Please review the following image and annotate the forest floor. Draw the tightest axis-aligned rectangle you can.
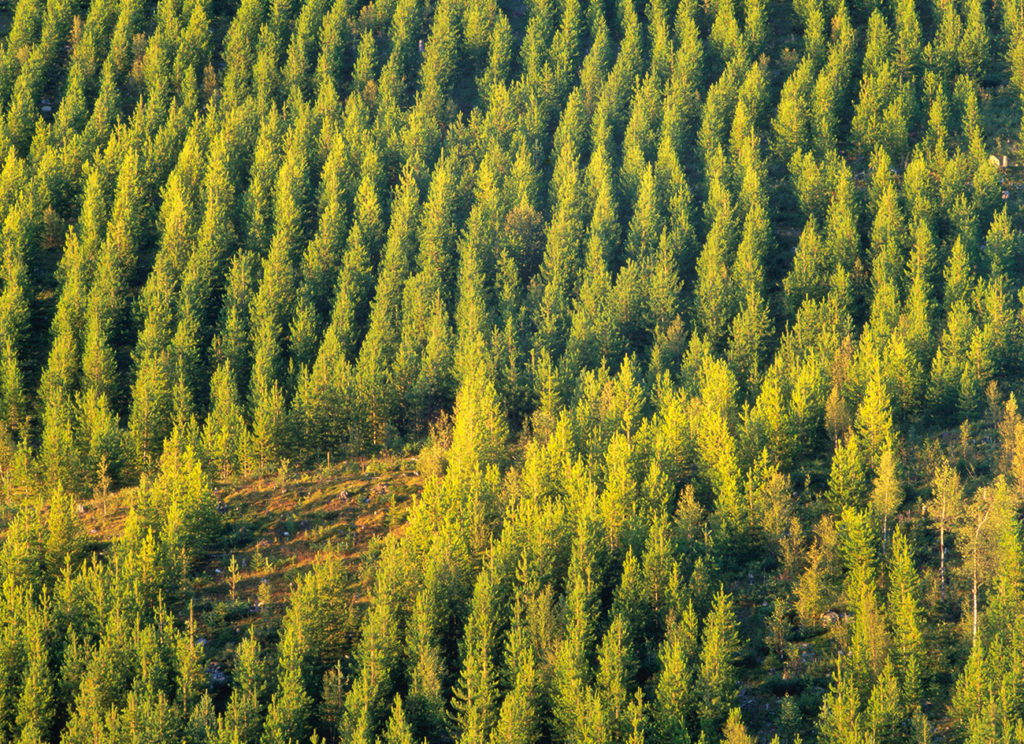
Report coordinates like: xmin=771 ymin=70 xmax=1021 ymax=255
xmin=80 ymin=454 xmax=425 ymax=673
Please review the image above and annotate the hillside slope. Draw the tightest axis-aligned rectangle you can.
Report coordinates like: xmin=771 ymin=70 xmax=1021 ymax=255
xmin=2 ymin=0 xmax=1024 ymax=739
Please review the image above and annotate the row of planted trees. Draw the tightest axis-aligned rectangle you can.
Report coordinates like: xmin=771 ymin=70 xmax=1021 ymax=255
xmin=0 ymin=0 xmax=1021 ymax=493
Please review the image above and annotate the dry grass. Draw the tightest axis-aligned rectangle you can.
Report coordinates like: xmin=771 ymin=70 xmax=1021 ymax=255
xmin=74 ymin=455 xmax=424 ymax=666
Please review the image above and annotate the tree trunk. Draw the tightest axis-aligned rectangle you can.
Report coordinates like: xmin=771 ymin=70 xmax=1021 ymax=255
xmin=970 ymin=504 xmax=992 ymax=644
xmin=939 ymin=521 xmax=946 ymax=599
xmin=972 ymin=567 xmax=979 ymax=643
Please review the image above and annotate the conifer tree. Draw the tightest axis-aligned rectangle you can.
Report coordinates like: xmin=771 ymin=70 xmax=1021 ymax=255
xmin=887 ymin=528 xmax=923 ymax=709
xmin=697 ymin=588 xmax=740 ymax=737
xmin=959 ymin=0 xmax=990 ymax=80
xmin=653 ymin=605 xmax=699 ymax=743
xmin=856 ymin=362 xmax=896 ymax=468
xmin=727 ymin=290 xmax=771 ymax=388
xmin=696 ymin=206 xmax=737 ymax=348
xmin=721 ymin=708 xmax=754 ymax=744
xmin=14 ymin=611 xmax=53 ymax=743
xmin=451 ymin=566 xmax=501 ymax=744
xmin=203 ymin=362 xmax=251 ymax=477
xmin=262 ymin=624 xmax=311 ymax=744
xmin=828 ymin=435 xmax=867 ymax=509
xmin=536 ymin=143 xmax=586 ymax=360
xmin=44 ymin=483 xmax=84 ymax=576
xmin=341 ymin=597 xmax=404 ymax=744
xmin=489 ymin=594 xmax=542 ymax=744
xmin=838 ymin=508 xmax=888 ymax=695
xmin=218 ymin=630 xmax=266 ymax=743
xmin=381 ymin=697 xmax=416 ymax=744
xmin=984 ymin=208 xmax=1018 ymax=280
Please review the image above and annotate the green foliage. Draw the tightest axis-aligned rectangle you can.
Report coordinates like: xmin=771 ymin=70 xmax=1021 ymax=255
xmin=0 ymin=0 xmax=1022 ymax=741
xmin=697 ymin=588 xmax=741 ymax=737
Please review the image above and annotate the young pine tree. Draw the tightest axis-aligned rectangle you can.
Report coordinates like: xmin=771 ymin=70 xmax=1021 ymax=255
xmin=697 ymin=588 xmax=741 ymax=738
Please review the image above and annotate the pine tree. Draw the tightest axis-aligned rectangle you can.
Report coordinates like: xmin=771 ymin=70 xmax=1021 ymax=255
xmin=451 ymin=567 xmax=501 ymax=744
xmin=44 ymin=483 xmax=84 ymax=576
xmin=886 ymin=528 xmax=923 ymax=709
xmin=695 ymin=206 xmax=737 ymax=348
xmin=448 ymin=337 xmax=509 ymax=478
xmin=727 ymin=290 xmax=771 ymax=388
xmin=565 ymin=145 xmax=617 ymax=373
xmin=127 ymin=126 xmax=204 ymax=468
xmin=14 ymin=611 xmax=53 ymax=743
xmin=552 ymin=517 xmax=602 ymax=741
xmin=828 ymin=435 xmax=867 ymax=509
xmin=250 ymin=379 xmax=289 ymax=473
xmin=697 ymin=588 xmax=740 ymax=738
xmin=202 ymin=362 xmax=250 ymax=478
xmin=176 ymin=605 xmax=206 ymax=726
xmin=984 ymin=208 xmax=1018 ymax=281
xmin=652 ymin=606 xmax=699 ymax=743
xmin=404 ymin=583 xmax=448 ymax=740
xmin=839 ymin=507 xmax=887 ymax=689
xmin=536 ymin=143 xmax=585 ymax=360
xmin=850 ymin=13 xmax=912 ymax=160
xmin=352 ymin=167 xmax=419 ymax=447
xmin=720 ymin=708 xmax=754 ymax=744
xmin=785 ymin=218 xmax=829 ymax=313
xmin=943 ymin=238 xmax=973 ymax=312
xmin=218 ymin=630 xmax=266 ymax=743
xmin=489 ymin=594 xmax=542 ymax=744
xmin=864 ymin=660 xmax=900 ymax=741
xmin=261 ymin=624 xmax=311 ymax=744
xmin=959 ymin=0 xmax=990 ymax=80
xmin=856 ymin=362 xmax=895 ymax=468
xmin=340 ymin=596 xmax=403 ymax=744
xmin=593 ymin=613 xmax=637 ymax=741
xmin=381 ymin=696 xmax=415 ymax=744
xmin=894 ymin=0 xmax=922 ymax=77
